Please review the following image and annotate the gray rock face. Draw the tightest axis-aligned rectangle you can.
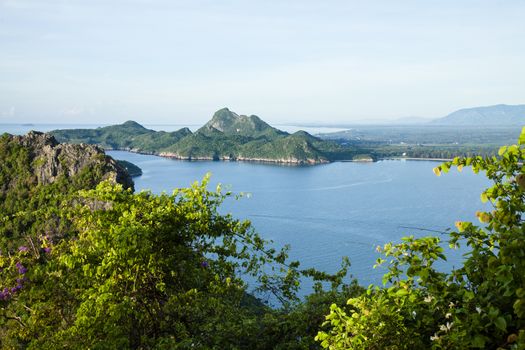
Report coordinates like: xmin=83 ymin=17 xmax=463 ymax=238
xmin=9 ymin=131 xmax=134 ymax=190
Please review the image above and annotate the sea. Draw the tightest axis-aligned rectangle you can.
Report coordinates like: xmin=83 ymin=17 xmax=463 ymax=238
xmin=2 ymin=123 xmax=491 ymax=296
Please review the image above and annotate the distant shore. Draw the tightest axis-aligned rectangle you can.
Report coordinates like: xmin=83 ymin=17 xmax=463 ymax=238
xmin=107 ymin=148 xmax=453 ymax=166
xmin=380 ymin=157 xmax=453 ymax=162
xmin=106 ymin=148 xmax=329 ymax=165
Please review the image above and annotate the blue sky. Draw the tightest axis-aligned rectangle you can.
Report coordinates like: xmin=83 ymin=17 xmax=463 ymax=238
xmin=1 ymin=0 xmax=524 ymax=124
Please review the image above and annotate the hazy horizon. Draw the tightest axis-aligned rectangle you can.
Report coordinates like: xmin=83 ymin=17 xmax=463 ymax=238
xmin=1 ymin=0 xmax=524 ymax=125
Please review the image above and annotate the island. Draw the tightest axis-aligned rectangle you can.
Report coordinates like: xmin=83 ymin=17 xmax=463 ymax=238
xmin=49 ymin=108 xmax=368 ymax=164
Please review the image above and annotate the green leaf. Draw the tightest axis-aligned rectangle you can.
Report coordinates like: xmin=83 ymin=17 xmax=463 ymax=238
xmin=519 ymin=126 xmax=525 ymax=145
xmin=471 ymin=335 xmax=486 ymax=348
xmin=495 ymin=316 xmax=507 ymax=331
xmin=395 ymin=289 xmax=409 ymax=297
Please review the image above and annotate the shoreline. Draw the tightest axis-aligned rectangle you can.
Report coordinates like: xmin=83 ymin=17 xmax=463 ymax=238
xmin=106 ymin=147 xmax=330 ymax=166
xmin=379 ymin=157 xmax=453 ymax=162
xmin=106 ymin=148 xmax=451 ymax=165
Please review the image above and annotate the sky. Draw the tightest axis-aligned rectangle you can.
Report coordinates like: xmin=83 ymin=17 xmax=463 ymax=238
xmin=0 ymin=0 xmax=524 ymax=125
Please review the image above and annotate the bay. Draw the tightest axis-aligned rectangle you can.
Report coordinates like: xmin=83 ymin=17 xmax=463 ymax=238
xmin=108 ymin=150 xmax=491 ymax=291
xmin=1 ymin=123 xmax=492 ymax=294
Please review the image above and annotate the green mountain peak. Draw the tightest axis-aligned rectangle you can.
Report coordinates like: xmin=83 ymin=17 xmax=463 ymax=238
xmin=199 ymin=108 xmax=238 ymax=132
xmin=121 ymin=120 xmax=147 ymax=129
xmin=200 ymin=108 xmax=277 ymax=137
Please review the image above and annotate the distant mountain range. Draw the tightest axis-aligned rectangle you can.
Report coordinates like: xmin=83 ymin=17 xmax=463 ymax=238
xmin=49 ymin=108 xmax=365 ymax=164
xmin=431 ymin=104 xmax=525 ymax=125
xmin=283 ymin=104 xmax=524 ymax=128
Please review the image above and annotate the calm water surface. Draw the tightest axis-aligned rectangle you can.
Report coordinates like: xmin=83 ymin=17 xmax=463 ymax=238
xmin=108 ymin=151 xmax=490 ymax=291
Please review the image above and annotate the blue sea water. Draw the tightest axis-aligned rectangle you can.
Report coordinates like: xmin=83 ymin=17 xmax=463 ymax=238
xmin=107 ymin=150 xmax=490 ymax=292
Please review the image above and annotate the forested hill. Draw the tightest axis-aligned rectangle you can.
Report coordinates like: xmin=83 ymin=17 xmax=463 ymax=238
xmin=50 ymin=108 xmax=365 ymax=164
xmin=431 ymin=104 xmax=525 ymax=125
xmin=199 ymin=108 xmax=285 ymax=137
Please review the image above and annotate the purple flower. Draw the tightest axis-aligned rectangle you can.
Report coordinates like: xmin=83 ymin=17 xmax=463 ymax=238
xmin=18 ymin=246 xmax=29 ymax=252
xmin=0 ymin=287 xmax=10 ymax=301
xmin=201 ymin=261 xmax=209 ymax=268
xmin=43 ymin=247 xmax=51 ymax=254
xmin=16 ymin=262 xmax=27 ymax=274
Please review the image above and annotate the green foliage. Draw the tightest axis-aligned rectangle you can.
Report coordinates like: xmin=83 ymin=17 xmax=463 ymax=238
xmin=1 ymin=131 xmax=366 ymax=348
xmin=1 ymin=173 xmax=362 ymax=348
xmin=316 ymin=127 xmax=525 ymax=349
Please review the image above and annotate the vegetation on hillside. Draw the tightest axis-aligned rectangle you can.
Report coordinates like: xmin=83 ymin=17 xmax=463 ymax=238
xmin=0 ymin=179 xmax=363 ymax=349
xmin=0 ymin=132 xmax=132 ymax=250
xmin=50 ymin=108 xmax=362 ymax=164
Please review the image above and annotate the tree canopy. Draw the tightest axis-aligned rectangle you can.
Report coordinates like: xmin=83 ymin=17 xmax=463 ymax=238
xmin=0 ymin=174 xmax=361 ymax=349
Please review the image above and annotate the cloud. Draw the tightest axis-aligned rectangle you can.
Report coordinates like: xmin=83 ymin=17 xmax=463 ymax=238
xmin=62 ymin=106 xmax=85 ymax=116
xmin=0 ymin=106 xmax=15 ymax=118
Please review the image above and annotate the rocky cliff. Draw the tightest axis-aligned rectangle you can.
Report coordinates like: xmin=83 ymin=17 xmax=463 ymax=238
xmin=2 ymin=131 xmax=134 ymax=191
xmin=0 ymin=131 xmax=135 ymax=249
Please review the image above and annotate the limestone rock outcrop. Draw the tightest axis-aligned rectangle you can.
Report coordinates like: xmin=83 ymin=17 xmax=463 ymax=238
xmin=3 ymin=131 xmax=134 ymax=190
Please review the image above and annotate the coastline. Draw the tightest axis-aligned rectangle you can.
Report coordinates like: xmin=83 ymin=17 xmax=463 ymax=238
xmin=380 ymin=157 xmax=453 ymax=162
xmin=105 ymin=147 xmax=330 ymax=165
xmin=106 ymin=148 xmax=452 ymax=165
